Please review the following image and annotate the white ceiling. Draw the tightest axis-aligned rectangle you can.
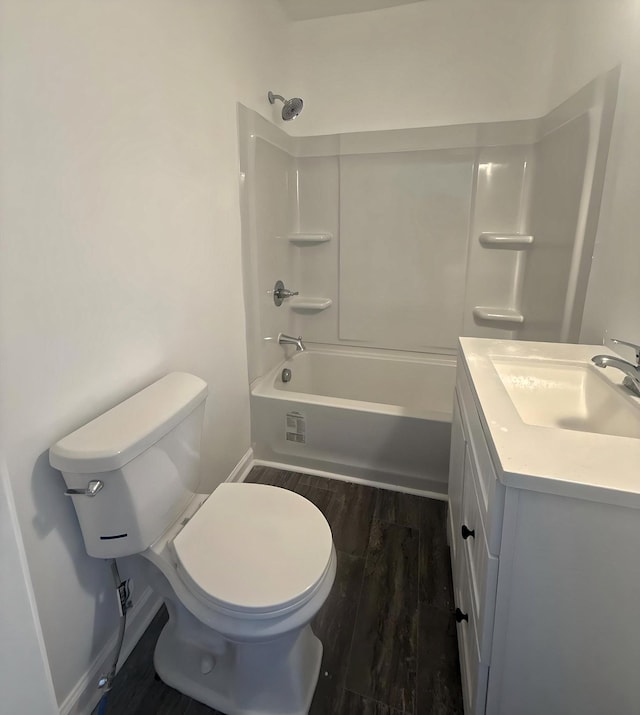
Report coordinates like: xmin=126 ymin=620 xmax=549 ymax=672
xmin=279 ymin=0 xmax=426 ymax=21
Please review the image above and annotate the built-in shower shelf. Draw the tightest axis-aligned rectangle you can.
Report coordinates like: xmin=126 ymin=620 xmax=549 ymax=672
xmin=289 ymin=297 xmax=333 ymax=312
xmin=479 ymin=233 xmax=534 ymax=248
xmin=473 ymin=307 xmax=524 ymax=325
xmin=288 ymin=233 xmax=332 ymax=244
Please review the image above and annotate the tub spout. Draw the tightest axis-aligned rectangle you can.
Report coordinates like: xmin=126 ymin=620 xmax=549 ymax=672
xmin=278 ymin=333 xmax=306 ymax=352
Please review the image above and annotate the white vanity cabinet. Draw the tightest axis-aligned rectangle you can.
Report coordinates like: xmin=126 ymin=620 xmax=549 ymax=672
xmin=449 ymin=345 xmax=640 ymax=715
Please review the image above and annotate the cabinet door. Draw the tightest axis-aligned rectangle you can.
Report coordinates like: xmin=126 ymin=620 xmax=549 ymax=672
xmin=456 ymin=555 xmax=489 ymax=715
xmin=448 ymin=391 xmax=465 ymax=567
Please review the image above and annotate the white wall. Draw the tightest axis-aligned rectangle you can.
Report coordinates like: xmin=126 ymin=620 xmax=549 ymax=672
xmin=238 ymin=106 xmax=302 ymax=384
xmin=462 ymin=144 xmax=533 ymax=341
xmin=293 ymin=155 xmax=340 ymax=345
xmin=338 ymin=149 xmax=473 ymax=350
xmin=581 ymin=1 xmax=640 ymax=345
xmin=283 ymin=1 xmax=560 ymax=136
xmin=275 ymin=1 xmax=634 ymax=139
xmin=253 ymin=137 xmax=298 ymax=376
xmin=245 ymin=98 xmax=612 ymax=363
xmin=268 ymin=0 xmax=636 ymax=349
xmin=547 ymin=0 xmax=635 ymax=111
xmin=520 ymin=113 xmax=591 ymax=342
xmin=0 ymin=461 xmax=58 ymax=714
xmin=0 ymin=0 xmax=286 ymax=708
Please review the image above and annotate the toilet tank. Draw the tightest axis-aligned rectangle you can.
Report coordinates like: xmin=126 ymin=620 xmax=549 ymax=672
xmin=50 ymin=373 xmax=208 ymax=559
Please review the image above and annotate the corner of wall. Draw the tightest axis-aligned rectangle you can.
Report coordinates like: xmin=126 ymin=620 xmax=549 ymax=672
xmin=60 ymin=589 xmax=162 ymax=715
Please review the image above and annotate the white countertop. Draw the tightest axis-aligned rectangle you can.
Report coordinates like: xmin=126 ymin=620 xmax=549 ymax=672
xmin=459 ymin=337 xmax=640 ymax=509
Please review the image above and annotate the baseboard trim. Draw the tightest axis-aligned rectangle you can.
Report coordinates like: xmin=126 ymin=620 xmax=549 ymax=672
xmin=222 ymin=448 xmax=447 ymax=500
xmin=252 ymin=458 xmax=448 ymax=502
xmin=60 ymin=587 xmax=162 ymax=715
xmin=225 ymin=447 xmax=254 ymax=483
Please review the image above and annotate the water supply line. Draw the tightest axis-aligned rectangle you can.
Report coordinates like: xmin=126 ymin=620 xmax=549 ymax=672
xmin=96 ymin=559 xmax=132 ymax=715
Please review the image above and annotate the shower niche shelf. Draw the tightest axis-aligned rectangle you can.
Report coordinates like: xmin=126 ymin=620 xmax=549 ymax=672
xmin=289 ymin=297 xmax=332 ymax=312
xmin=473 ymin=306 xmax=524 ymax=325
xmin=479 ymin=233 xmax=534 ymax=248
xmin=288 ymin=233 xmax=332 ymax=245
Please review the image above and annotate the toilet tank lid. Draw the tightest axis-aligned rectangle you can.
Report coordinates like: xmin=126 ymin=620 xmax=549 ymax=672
xmin=49 ymin=372 xmax=208 ymax=474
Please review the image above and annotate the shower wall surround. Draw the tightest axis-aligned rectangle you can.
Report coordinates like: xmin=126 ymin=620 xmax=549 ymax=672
xmin=339 ymin=149 xmax=473 ymax=350
xmin=238 ymin=69 xmax=617 ymax=382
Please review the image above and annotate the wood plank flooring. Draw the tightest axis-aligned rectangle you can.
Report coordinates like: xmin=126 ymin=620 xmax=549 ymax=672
xmin=99 ymin=468 xmax=463 ymax=714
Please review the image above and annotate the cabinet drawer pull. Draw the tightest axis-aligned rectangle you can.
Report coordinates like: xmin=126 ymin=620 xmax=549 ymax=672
xmin=455 ymin=607 xmax=469 ymax=623
xmin=461 ymin=524 xmax=475 ymax=540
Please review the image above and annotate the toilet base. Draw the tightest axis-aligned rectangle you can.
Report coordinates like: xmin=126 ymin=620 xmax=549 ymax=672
xmin=154 ymin=617 xmax=323 ymax=715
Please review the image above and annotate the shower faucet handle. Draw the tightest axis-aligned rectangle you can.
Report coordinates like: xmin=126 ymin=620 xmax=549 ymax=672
xmin=611 ymin=338 xmax=640 ymax=364
xmin=271 ymin=280 xmax=299 ymax=307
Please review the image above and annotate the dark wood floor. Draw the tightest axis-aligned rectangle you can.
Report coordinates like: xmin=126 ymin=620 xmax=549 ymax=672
xmin=101 ymin=468 xmax=463 ymax=715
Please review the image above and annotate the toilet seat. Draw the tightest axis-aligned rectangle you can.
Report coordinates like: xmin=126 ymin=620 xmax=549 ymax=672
xmin=172 ymin=483 xmax=334 ymax=619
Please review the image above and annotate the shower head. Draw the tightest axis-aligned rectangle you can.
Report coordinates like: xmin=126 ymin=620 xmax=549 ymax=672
xmin=268 ymin=91 xmax=303 ymax=121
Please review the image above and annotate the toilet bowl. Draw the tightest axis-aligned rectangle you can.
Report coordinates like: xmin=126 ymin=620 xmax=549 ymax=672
xmin=141 ymin=483 xmax=337 ymax=715
xmin=49 ymin=373 xmax=336 ymax=715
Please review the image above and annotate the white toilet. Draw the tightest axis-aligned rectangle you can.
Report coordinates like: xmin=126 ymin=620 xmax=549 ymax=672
xmin=49 ymin=373 xmax=337 ymax=715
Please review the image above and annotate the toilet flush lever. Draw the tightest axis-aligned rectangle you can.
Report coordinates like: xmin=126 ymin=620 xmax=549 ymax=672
xmin=65 ymin=480 xmax=104 ymax=497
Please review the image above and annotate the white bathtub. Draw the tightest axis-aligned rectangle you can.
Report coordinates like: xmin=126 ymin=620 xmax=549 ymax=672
xmin=250 ymin=349 xmax=456 ymax=495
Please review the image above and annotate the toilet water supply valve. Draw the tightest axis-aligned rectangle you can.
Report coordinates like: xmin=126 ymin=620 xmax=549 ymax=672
xmin=96 ymin=560 xmax=132 ymax=703
xmin=116 ymin=577 xmax=133 ymax=619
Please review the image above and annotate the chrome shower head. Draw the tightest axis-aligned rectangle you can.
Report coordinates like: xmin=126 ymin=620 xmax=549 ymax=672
xmin=268 ymin=91 xmax=303 ymax=121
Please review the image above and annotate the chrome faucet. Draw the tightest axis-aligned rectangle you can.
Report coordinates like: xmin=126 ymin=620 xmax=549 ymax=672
xmin=278 ymin=333 xmax=306 ymax=352
xmin=591 ymin=338 xmax=640 ymax=397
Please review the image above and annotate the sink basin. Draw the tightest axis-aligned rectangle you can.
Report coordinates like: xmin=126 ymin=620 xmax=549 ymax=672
xmin=490 ymin=358 xmax=640 ymax=438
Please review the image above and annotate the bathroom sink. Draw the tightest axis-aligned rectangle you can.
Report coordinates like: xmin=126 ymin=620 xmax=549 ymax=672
xmin=490 ymin=358 xmax=640 ymax=438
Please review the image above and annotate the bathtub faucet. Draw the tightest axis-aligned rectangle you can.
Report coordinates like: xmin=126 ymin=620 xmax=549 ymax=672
xmin=278 ymin=333 xmax=306 ymax=352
